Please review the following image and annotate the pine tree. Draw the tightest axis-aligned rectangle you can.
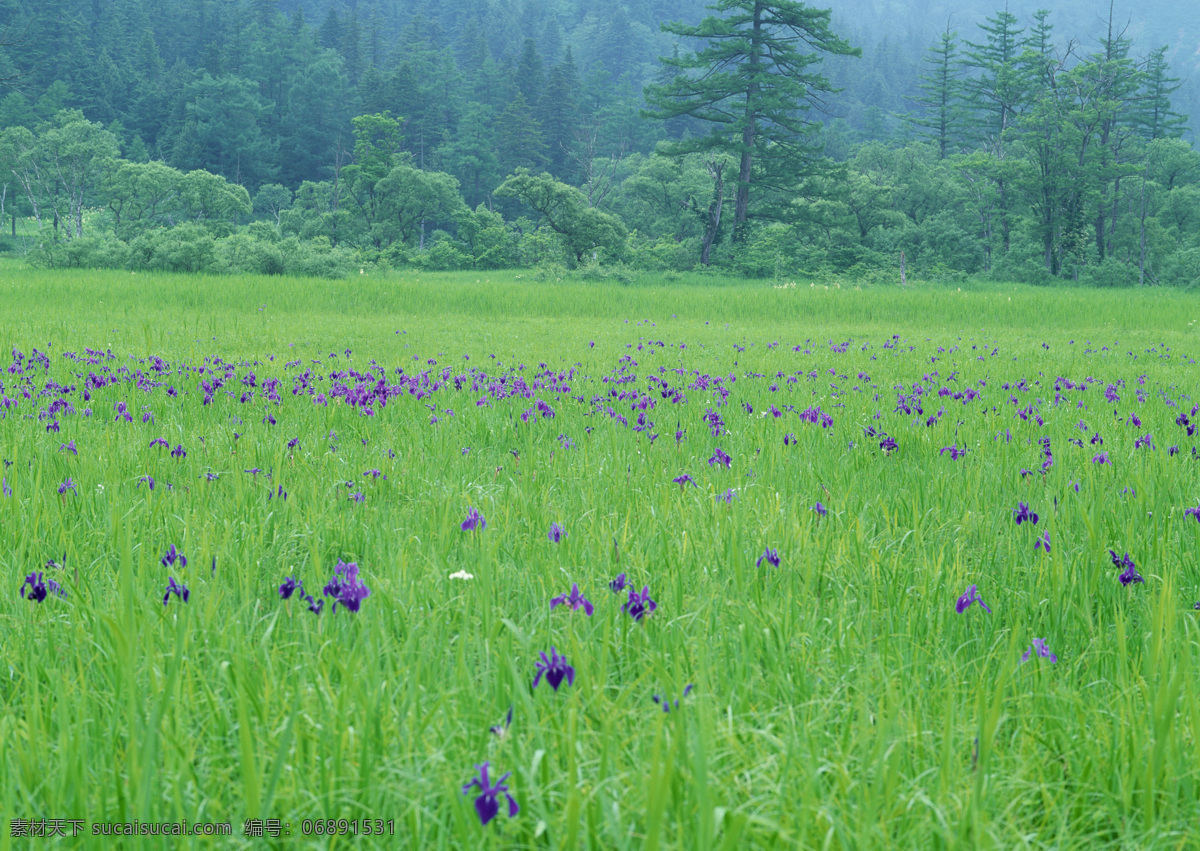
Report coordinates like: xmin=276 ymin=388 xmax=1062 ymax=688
xmin=495 ymin=92 xmax=547 ymax=176
xmin=906 ymin=23 xmax=967 ymax=158
xmin=514 ymin=38 xmax=545 ymax=107
xmin=644 ymin=0 xmax=859 ymax=240
xmin=1135 ymin=46 xmax=1186 ymax=141
xmin=963 ymin=9 xmax=1025 ymax=150
xmin=537 ymin=53 xmax=580 ymax=180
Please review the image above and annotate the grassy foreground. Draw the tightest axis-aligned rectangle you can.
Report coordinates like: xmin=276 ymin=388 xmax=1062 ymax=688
xmin=2 ymin=262 xmax=1200 ymax=849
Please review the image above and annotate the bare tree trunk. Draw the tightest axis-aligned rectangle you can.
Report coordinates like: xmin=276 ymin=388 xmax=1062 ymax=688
xmin=701 ymin=159 xmax=724 ymax=267
xmin=1138 ymin=171 xmax=1147 ymax=286
xmin=899 ymin=251 xmax=906 ymax=286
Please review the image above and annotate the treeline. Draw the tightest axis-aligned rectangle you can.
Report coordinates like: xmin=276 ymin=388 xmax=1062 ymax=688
xmin=1 ymin=1 xmax=1199 ymax=286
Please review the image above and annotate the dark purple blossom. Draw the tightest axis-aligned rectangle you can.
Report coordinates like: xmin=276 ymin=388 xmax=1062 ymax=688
xmin=57 ymin=477 xmax=77 ymax=495
xmin=1012 ymin=502 xmax=1038 ymax=526
xmin=550 ymin=583 xmax=593 ymax=616
xmin=461 ymin=507 xmax=486 ymax=531
xmin=20 ymin=572 xmax=46 ymax=602
xmin=1185 ymin=504 xmax=1200 ymax=523
xmin=812 ymin=501 xmax=827 ymax=516
xmin=673 ymin=473 xmax=695 ymax=490
xmin=939 ymin=444 xmax=966 ymax=460
xmin=715 ymin=488 xmax=738 ymax=503
xmin=879 ymin=435 xmax=898 ymax=453
xmin=1110 ymin=551 xmax=1144 ymax=585
xmin=149 ymin=438 xmax=169 ymax=449
xmin=608 ymin=573 xmax=628 ymax=593
xmin=652 ymin=684 xmax=696 ymax=712
xmin=139 ymin=475 xmax=155 ymax=489
xmin=1134 ymin=433 xmax=1154 ymax=450
xmin=171 ymin=444 xmax=186 ymax=459
xmin=1020 ymin=638 xmax=1058 ymax=664
xmin=279 ymin=576 xmax=302 ymax=599
xmin=489 ymin=706 xmax=513 ymax=738
xmin=708 ymin=447 xmax=731 ymax=468
xmin=1093 ymin=452 xmax=1110 ymax=465
xmin=955 ymin=584 xmax=991 ymax=614
xmin=532 ymin=646 xmax=575 ymax=691
xmin=623 ymin=586 xmax=657 ymax=621
xmin=161 ymin=545 xmax=186 ymax=569
xmin=163 ymin=577 xmax=189 ymax=606
xmin=756 ymin=547 xmax=780 ymax=568
xmin=461 ymin=762 xmax=519 ymax=826
xmin=60 ymin=441 xmax=76 ymax=455
xmin=1035 ymin=531 xmax=1051 ymax=553
xmin=322 ymin=560 xmax=372 ymax=612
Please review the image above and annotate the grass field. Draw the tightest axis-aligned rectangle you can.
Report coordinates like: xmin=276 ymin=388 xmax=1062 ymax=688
xmin=3 ymin=260 xmax=1200 ymax=849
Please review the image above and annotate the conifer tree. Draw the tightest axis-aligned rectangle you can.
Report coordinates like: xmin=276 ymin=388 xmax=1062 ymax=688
xmin=906 ymin=23 xmax=967 ymax=158
xmin=644 ymin=0 xmax=859 ymax=241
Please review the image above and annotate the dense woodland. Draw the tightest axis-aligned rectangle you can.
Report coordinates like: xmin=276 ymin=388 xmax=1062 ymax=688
xmin=1 ymin=0 xmax=1199 ymax=285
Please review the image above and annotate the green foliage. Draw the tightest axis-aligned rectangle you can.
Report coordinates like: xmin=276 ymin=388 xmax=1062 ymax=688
xmin=495 ymin=169 xmax=628 ymax=264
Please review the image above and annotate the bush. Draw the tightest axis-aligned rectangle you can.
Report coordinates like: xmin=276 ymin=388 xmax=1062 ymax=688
xmin=129 ymin=223 xmax=216 ymax=273
xmin=29 ymin=235 xmax=130 ymax=269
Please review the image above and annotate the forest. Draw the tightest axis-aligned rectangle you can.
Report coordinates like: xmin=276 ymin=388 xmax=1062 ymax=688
xmin=1 ymin=0 xmax=1199 ymax=286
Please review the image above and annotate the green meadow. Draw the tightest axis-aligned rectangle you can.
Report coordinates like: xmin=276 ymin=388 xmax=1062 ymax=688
xmin=2 ymin=262 xmax=1200 ymax=849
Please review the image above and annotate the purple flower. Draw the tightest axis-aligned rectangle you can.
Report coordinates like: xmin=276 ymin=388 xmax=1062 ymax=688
xmin=20 ymin=572 xmax=47 ymax=602
xmin=672 ymin=473 xmax=695 ymax=490
xmin=461 ymin=762 xmax=519 ymax=826
xmin=1134 ymin=433 xmax=1154 ymax=450
xmin=715 ymin=488 xmax=738 ymax=503
xmin=879 ymin=435 xmax=898 ymax=453
xmin=1093 ymin=452 xmax=1110 ymax=465
xmin=608 ymin=572 xmax=628 ymax=593
xmin=60 ymin=441 xmax=76 ymax=455
xmin=139 ymin=475 xmax=155 ymax=489
xmin=161 ymin=544 xmax=187 ymax=569
xmin=1185 ymin=504 xmax=1200 ymax=523
xmin=550 ymin=583 xmax=594 ymax=616
xmin=322 ymin=560 xmax=372 ymax=612
xmin=1020 ymin=638 xmax=1057 ymax=664
xmin=812 ymin=501 xmax=827 ymax=516
xmin=58 ymin=477 xmax=77 ymax=495
xmin=171 ymin=444 xmax=186 ymax=459
xmin=489 ymin=706 xmax=514 ymax=738
xmin=756 ymin=547 xmax=780 ymax=568
xmin=149 ymin=438 xmax=169 ymax=449
xmin=547 ymin=522 xmax=566 ymax=543
xmin=279 ymin=576 xmax=302 ymax=599
xmin=2 ymin=477 xmax=9 ymax=498
xmin=623 ymin=586 xmax=657 ymax=621
xmin=1012 ymin=502 xmax=1038 ymax=526
xmin=1035 ymin=531 xmax=1051 ymax=553
xmin=532 ymin=646 xmax=575 ymax=691
xmin=708 ymin=448 xmax=731 ymax=469
xmin=461 ymin=507 xmax=486 ymax=531
xmin=652 ymin=684 xmax=696 ymax=713
xmin=955 ymin=584 xmax=991 ymax=614
xmin=1110 ymin=550 xmax=1144 ymax=585
xmin=939 ymin=444 xmax=966 ymax=460
xmin=163 ymin=577 xmax=189 ymax=606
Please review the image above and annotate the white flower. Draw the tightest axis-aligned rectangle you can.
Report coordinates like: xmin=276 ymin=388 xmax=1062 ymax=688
xmin=449 ymin=570 xmax=474 ymax=581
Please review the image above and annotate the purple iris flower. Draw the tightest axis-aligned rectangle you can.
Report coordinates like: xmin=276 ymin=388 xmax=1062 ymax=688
xmin=1134 ymin=433 xmax=1154 ymax=450
xmin=550 ymin=583 xmax=594 ymax=616
xmin=652 ymin=684 xmax=696 ymax=712
xmin=1020 ymin=638 xmax=1057 ymax=664
xmin=548 ymin=522 xmax=566 ymax=543
xmin=756 ymin=547 xmax=780 ymax=568
xmin=1110 ymin=550 xmax=1144 ymax=585
xmin=171 ymin=444 xmax=186 ymax=459
xmin=955 ymin=584 xmax=991 ymax=614
xmin=461 ymin=507 xmax=486 ymax=531
xmin=673 ymin=473 xmax=695 ymax=490
xmin=322 ymin=560 xmax=372 ymax=612
xmin=58 ymin=477 xmax=77 ymax=495
xmin=490 ymin=706 xmax=514 ymax=739
xmin=716 ymin=488 xmax=738 ymax=503
xmin=60 ymin=441 xmax=76 ymax=455
xmin=1012 ymin=502 xmax=1038 ymax=526
xmin=939 ymin=444 xmax=966 ymax=460
xmin=139 ymin=475 xmax=155 ymax=489
xmin=279 ymin=576 xmax=302 ymax=599
xmin=149 ymin=438 xmax=169 ymax=449
xmin=812 ymin=502 xmax=827 ymax=516
xmin=163 ymin=577 xmax=189 ymax=606
xmin=622 ymin=586 xmax=657 ymax=621
xmin=1093 ymin=452 xmax=1110 ymax=465
xmin=20 ymin=572 xmax=47 ymax=602
xmin=1185 ymin=504 xmax=1200 ymax=523
xmin=1035 ymin=531 xmax=1051 ymax=553
xmin=532 ymin=646 xmax=575 ymax=691
xmin=2 ymin=477 xmax=9 ymax=498
xmin=462 ymin=762 xmax=519 ymax=826
xmin=708 ymin=448 xmax=731 ymax=468
xmin=161 ymin=545 xmax=187 ymax=569
xmin=879 ymin=435 xmax=898 ymax=453
xmin=608 ymin=573 xmax=628 ymax=593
